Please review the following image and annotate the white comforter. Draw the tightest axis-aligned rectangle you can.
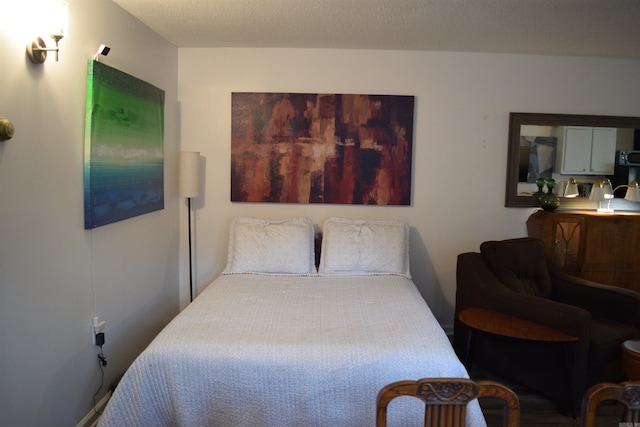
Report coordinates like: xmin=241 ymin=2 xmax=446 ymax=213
xmin=98 ymin=275 xmax=486 ymax=427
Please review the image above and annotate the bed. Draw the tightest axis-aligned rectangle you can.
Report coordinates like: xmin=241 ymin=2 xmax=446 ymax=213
xmin=97 ymin=217 xmax=486 ymax=427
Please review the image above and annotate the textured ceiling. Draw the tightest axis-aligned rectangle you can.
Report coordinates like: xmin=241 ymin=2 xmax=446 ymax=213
xmin=113 ymin=0 xmax=640 ymax=59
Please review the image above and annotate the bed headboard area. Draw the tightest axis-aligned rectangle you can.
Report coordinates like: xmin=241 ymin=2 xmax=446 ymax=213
xmin=222 ymin=216 xmax=411 ymax=278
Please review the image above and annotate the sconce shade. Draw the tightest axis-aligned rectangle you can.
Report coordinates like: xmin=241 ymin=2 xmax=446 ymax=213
xmin=624 ymin=181 xmax=640 ymax=202
xmin=179 ymin=151 xmax=200 ymax=198
xmin=589 ymin=182 xmax=606 ymax=202
xmin=48 ymin=0 xmax=69 ymax=38
xmin=564 ymin=178 xmax=579 ymax=198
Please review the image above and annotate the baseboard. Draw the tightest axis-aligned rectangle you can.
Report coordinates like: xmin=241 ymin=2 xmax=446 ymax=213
xmin=75 ymin=391 xmax=111 ymax=427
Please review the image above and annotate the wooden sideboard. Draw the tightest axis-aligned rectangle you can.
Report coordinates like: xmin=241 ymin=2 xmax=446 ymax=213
xmin=527 ymin=209 xmax=640 ymax=292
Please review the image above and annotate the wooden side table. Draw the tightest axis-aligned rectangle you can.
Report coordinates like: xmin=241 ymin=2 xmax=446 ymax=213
xmin=621 ymin=340 xmax=640 ymax=380
xmin=458 ymin=307 xmax=579 ymax=417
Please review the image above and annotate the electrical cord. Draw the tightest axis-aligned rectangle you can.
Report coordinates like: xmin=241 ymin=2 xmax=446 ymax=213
xmin=93 ymin=345 xmax=107 ymax=415
xmin=98 ymin=350 xmax=107 ymax=367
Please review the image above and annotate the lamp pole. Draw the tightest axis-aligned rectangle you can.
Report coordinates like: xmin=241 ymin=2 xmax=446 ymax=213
xmin=188 ymin=197 xmax=194 ymax=302
xmin=179 ymin=151 xmax=201 ymax=303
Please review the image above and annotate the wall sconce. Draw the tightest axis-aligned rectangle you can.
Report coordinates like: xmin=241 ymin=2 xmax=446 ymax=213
xmin=563 ymin=178 xmax=579 ymax=198
xmin=26 ymin=1 xmax=68 ymax=64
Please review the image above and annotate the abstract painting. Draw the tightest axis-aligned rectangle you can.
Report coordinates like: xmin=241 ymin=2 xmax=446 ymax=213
xmin=231 ymin=92 xmax=414 ymax=205
xmin=84 ymin=60 xmax=165 ymax=229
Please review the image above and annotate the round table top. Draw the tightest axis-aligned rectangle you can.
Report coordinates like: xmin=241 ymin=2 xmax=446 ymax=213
xmin=458 ymin=307 xmax=579 ymax=342
xmin=622 ymin=340 xmax=640 ymax=357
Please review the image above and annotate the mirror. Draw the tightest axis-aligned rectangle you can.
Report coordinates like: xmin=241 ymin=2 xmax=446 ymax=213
xmin=505 ymin=113 xmax=640 ymax=208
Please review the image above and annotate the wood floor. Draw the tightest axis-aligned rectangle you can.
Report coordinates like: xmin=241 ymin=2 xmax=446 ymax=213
xmin=468 ymin=365 xmax=626 ymax=427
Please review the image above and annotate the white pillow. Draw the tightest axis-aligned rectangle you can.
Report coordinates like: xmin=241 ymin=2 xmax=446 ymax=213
xmin=223 ymin=216 xmax=317 ymax=276
xmin=318 ymin=217 xmax=410 ymax=278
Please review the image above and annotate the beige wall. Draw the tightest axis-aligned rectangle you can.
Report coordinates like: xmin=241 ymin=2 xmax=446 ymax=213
xmin=0 ymin=1 xmax=179 ymax=425
xmin=178 ymin=48 xmax=640 ymax=328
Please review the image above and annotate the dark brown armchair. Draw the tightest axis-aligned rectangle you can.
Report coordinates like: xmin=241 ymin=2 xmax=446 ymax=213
xmin=453 ymin=237 xmax=640 ymax=409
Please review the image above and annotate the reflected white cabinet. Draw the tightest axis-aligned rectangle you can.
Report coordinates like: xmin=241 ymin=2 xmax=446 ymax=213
xmin=556 ymin=126 xmax=617 ymax=174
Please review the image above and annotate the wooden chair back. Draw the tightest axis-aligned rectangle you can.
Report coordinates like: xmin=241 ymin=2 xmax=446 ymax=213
xmin=376 ymin=378 xmax=520 ymax=427
xmin=581 ymin=381 xmax=640 ymax=427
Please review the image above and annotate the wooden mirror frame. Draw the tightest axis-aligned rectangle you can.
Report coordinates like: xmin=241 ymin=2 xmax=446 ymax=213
xmin=505 ymin=112 xmax=640 ymax=207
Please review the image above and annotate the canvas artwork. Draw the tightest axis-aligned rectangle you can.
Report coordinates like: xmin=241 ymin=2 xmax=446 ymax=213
xmin=231 ymin=92 xmax=414 ymax=205
xmin=84 ymin=60 xmax=165 ymax=229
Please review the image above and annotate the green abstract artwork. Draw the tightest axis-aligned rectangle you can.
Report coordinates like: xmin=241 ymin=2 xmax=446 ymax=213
xmin=84 ymin=60 xmax=165 ymax=229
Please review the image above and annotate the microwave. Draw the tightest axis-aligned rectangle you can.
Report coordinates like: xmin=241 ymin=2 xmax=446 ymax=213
xmin=617 ymin=150 xmax=640 ymax=166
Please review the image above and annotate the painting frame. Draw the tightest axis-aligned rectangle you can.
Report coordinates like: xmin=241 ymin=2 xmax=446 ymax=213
xmin=84 ymin=60 xmax=165 ymax=229
xmin=231 ymin=92 xmax=414 ymax=205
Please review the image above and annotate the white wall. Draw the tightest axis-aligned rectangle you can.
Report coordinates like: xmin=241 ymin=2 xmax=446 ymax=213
xmin=178 ymin=48 xmax=640 ymax=328
xmin=0 ymin=1 xmax=179 ymax=426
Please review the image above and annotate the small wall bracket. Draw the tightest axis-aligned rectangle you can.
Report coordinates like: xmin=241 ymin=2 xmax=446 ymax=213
xmin=27 ymin=35 xmax=62 ymax=64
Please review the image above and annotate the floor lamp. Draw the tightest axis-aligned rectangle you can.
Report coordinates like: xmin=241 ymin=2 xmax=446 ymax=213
xmin=179 ymin=151 xmax=200 ymax=302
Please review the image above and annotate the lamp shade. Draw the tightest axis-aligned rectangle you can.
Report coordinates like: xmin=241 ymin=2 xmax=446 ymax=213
xmin=589 ymin=182 xmax=605 ymax=202
xmin=48 ymin=0 xmax=69 ymax=38
xmin=564 ymin=178 xmax=579 ymax=198
xmin=625 ymin=181 xmax=640 ymax=202
xmin=602 ymin=179 xmax=613 ymax=199
xmin=179 ymin=151 xmax=200 ymax=198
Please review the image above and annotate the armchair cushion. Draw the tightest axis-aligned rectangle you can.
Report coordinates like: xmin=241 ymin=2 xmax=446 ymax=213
xmin=480 ymin=238 xmax=553 ymax=298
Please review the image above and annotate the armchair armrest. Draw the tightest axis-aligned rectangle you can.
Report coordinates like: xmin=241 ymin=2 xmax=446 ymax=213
xmin=480 ymin=289 xmax=592 ymax=341
xmin=550 ymin=263 xmax=640 ymax=329
xmin=456 ymin=253 xmax=592 ymax=341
